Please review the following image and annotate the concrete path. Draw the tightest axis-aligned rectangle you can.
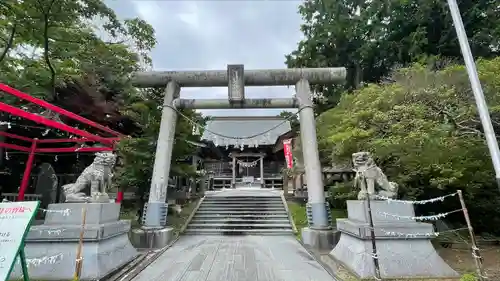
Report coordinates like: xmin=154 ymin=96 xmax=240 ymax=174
xmin=131 ymin=235 xmax=337 ymax=281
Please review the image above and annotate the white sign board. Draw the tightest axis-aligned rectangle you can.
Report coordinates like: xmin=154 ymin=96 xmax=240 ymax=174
xmin=242 ymin=176 xmax=254 ymax=183
xmin=0 ymin=201 xmax=39 ymax=281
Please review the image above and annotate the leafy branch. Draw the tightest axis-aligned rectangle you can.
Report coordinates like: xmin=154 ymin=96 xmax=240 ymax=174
xmin=36 ymin=0 xmax=58 ymax=100
xmin=0 ymin=23 xmax=17 ymax=63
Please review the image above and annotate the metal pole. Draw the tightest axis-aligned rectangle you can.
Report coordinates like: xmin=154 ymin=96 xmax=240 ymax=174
xmin=446 ymin=0 xmax=500 ymax=191
xmin=365 ymin=178 xmax=381 ymax=280
xmin=457 ymin=190 xmax=486 ymax=281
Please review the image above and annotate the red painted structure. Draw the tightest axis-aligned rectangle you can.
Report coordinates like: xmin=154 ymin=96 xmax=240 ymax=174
xmin=0 ymin=83 xmax=124 ymax=202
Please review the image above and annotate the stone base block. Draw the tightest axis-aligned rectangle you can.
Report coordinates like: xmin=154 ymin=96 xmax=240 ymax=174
xmin=301 ymin=227 xmax=340 ymax=251
xmin=9 ymin=233 xmax=138 ymax=280
xmin=27 ymin=220 xmax=130 ymax=241
xmin=129 ymin=227 xmax=174 ymax=249
xmin=330 ymin=233 xmax=459 ymax=279
xmin=9 ymin=202 xmax=138 ymax=280
xmin=330 ymin=200 xmax=459 ymax=279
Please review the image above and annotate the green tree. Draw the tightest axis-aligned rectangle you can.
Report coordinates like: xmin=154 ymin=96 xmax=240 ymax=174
xmin=0 ymin=0 xmax=157 ymax=179
xmin=286 ymin=0 xmax=500 ymax=113
xmin=278 ymin=111 xmax=299 ymax=133
xmin=317 ymin=58 xmax=500 ymax=234
xmin=0 ymin=1 xmax=201 ymax=200
xmin=115 ymin=87 xmax=204 ymax=205
xmin=0 ymin=0 xmax=154 ymax=102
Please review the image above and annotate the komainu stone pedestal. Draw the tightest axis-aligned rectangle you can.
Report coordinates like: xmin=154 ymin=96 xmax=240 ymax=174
xmin=329 ymin=200 xmax=459 ymax=279
xmin=10 ymin=203 xmax=138 ymax=280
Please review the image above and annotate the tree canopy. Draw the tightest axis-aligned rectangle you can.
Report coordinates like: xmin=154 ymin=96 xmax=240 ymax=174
xmin=0 ymin=0 xmax=200 ymax=196
xmin=286 ymin=0 xmax=500 ymax=113
xmin=316 ymin=58 xmax=500 ymax=234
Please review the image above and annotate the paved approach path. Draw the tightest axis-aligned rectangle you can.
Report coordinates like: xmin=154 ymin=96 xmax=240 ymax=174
xmin=132 ymin=235 xmax=337 ymax=281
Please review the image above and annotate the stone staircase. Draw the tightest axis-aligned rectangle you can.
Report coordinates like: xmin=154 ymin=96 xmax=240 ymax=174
xmin=184 ymin=195 xmax=294 ymax=235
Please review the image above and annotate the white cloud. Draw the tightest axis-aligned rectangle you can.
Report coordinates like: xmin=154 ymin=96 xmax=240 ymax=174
xmin=176 ymin=2 xmax=201 ymax=29
xmin=107 ymin=0 xmax=304 ymax=116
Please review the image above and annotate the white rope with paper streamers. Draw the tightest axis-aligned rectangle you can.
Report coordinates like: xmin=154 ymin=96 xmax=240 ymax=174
xmin=374 ymin=226 xmax=468 ymax=239
xmin=0 ymin=199 xmax=71 ymax=216
xmin=379 ymin=209 xmax=463 ymax=221
xmin=40 ymin=208 xmax=71 ymax=216
xmin=237 ymin=159 xmax=259 ymax=168
xmin=374 ymin=192 xmax=458 ymax=204
xmin=25 ymin=253 xmax=64 ymax=267
xmin=379 ymin=228 xmax=438 ymax=238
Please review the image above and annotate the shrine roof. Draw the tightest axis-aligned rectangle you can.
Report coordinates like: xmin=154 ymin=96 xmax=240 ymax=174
xmin=201 ymin=116 xmax=291 ymax=146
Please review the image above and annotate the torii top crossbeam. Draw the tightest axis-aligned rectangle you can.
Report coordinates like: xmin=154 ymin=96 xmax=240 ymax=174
xmin=0 ymin=83 xmax=123 ymax=201
xmin=131 ymin=67 xmax=346 ymax=87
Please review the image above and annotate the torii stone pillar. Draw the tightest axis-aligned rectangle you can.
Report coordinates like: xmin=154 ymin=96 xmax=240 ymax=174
xmin=130 ymin=65 xmax=346 ymax=249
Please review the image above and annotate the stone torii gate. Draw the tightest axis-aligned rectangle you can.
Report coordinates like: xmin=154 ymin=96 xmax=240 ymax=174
xmin=130 ymin=65 xmax=346 ymax=248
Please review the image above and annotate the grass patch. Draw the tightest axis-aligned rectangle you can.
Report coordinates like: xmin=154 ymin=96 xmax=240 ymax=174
xmin=287 ymin=200 xmax=347 ymax=239
xmin=120 ymin=208 xmax=141 ymax=228
xmin=119 ymin=198 xmax=200 ymax=235
xmin=167 ymin=199 xmax=200 ymax=235
xmin=287 ymin=201 xmax=308 ymax=239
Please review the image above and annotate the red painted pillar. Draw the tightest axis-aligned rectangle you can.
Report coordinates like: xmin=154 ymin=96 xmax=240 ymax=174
xmin=116 ymin=191 xmax=124 ymax=203
xmin=17 ymin=138 xmax=38 ymax=201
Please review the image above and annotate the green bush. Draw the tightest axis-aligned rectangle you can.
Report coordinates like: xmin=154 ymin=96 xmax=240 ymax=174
xmin=328 ymin=181 xmax=357 ymax=210
xmin=460 ymin=273 xmax=478 ymax=281
xmin=316 ymin=58 xmax=500 ymax=234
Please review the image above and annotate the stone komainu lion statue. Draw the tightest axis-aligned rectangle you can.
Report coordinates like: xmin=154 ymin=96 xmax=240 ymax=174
xmin=352 ymin=151 xmax=398 ymax=200
xmin=63 ymin=151 xmax=117 ymax=202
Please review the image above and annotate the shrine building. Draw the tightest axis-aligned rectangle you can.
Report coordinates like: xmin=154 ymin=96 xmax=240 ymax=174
xmin=199 ymin=116 xmax=293 ymax=190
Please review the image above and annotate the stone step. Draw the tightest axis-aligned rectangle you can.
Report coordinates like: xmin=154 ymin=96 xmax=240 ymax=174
xmin=203 ymin=197 xmax=282 ymax=201
xmin=198 ymin=206 xmax=285 ymax=212
xmin=196 ymin=210 xmax=288 ymax=215
xmin=183 ymin=228 xmax=294 ymax=235
xmin=193 ymin=214 xmax=289 ymax=219
xmin=187 ymin=223 xmax=292 ymax=229
xmin=202 ymin=201 xmax=283 ymax=205
xmin=200 ymin=202 xmax=284 ymax=206
xmin=190 ymin=219 xmax=291 ymax=224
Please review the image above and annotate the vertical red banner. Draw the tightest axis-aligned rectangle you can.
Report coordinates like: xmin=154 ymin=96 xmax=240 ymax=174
xmin=283 ymin=139 xmax=293 ymax=169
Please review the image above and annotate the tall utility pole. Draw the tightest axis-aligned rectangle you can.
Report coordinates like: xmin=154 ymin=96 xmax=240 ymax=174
xmin=446 ymin=0 xmax=500 ymax=191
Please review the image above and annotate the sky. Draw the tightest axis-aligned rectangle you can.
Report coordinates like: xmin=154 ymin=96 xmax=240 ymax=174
xmin=104 ymin=0 xmax=304 ymax=117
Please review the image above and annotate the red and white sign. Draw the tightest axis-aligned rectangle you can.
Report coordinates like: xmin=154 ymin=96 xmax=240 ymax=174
xmin=283 ymin=139 xmax=293 ymax=169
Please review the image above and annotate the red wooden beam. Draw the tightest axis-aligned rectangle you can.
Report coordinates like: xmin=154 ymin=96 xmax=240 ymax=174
xmin=35 ymin=146 xmax=114 ymax=153
xmin=0 ymin=83 xmax=124 ymax=137
xmin=18 ymin=139 xmax=37 ymax=201
xmin=0 ymin=142 xmax=31 ymax=152
xmin=37 ymin=137 xmax=120 ymax=144
xmin=0 ymin=131 xmax=33 ymax=142
xmin=0 ymin=101 xmax=115 ymax=145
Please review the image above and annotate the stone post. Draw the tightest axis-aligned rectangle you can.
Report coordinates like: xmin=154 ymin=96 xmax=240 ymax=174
xmin=142 ymin=81 xmax=179 ymax=230
xmin=260 ymin=156 xmax=265 ymax=188
xmin=295 ymin=78 xmax=329 ymax=229
xmin=232 ymin=155 xmax=236 ymax=188
xmin=295 ymin=79 xmax=335 ymax=251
